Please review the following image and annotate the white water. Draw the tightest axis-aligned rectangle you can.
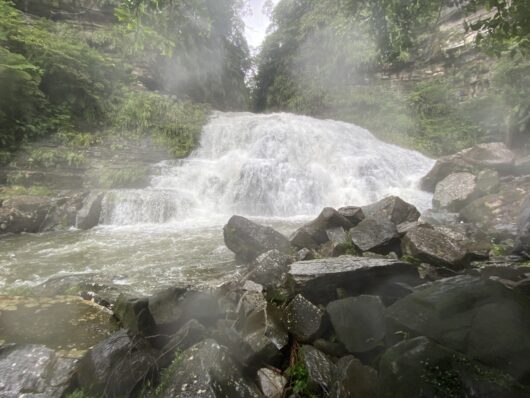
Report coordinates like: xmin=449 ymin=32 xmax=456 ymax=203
xmin=1 ymin=112 xmax=434 ymax=294
xmin=101 ymin=112 xmax=434 ymax=225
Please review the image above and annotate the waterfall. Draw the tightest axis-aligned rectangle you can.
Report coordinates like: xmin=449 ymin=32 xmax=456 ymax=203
xmin=100 ymin=112 xmax=434 ymax=225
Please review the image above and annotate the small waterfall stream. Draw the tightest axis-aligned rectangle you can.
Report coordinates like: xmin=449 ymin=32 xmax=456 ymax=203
xmin=100 ymin=112 xmax=434 ymax=225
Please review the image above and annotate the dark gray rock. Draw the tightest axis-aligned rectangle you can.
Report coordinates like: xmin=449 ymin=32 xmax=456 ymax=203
xmin=159 ymin=319 xmax=207 ymax=367
xmin=247 ymin=250 xmax=292 ymax=290
xmin=299 ymin=345 xmax=336 ymax=394
xmin=223 ymin=215 xmax=291 ymax=261
xmin=349 ymin=218 xmax=400 ymax=254
xmin=515 ymin=195 xmax=530 ymax=254
xmin=285 ymin=294 xmax=325 ymax=343
xmin=290 ymin=207 xmax=353 ymax=249
xmin=379 ymin=336 xmax=528 ymax=398
xmin=330 ymin=356 xmax=378 ymax=398
xmin=297 ymin=248 xmax=315 ymax=261
xmin=0 ymin=196 xmax=53 ymax=234
xmin=0 ymin=344 xmax=76 ymax=398
xmin=337 ymin=206 xmax=365 ymax=226
xmin=288 ymin=256 xmax=420 ymax=304
xmin=313 ymin=339 xmax=348 ymax=358
xmin=114 ymin=294 xmax=156 ymax=337
xmin=326 ymin=295 xmax=386 ymax=353
xmin=158 ymin=339 xmax=263 ymax=398
xmin=432 ymin=172 xmax=479 ymax=212
xmin=257 ymin=368 xmax=286 ymax=398
xmin=77 ymin=330 xmax=158 ymax=398
xmin=401 ymin=225 xmax=468 ymax=269
xmin=76 ymin=191 xmax=104 ymax=229
xmin=361 ymin=196 xmax=420 ymax=225
xmin=476 ymin=169 xmax=500 ymax=194
xmin=147 ymin=286 xmax=187 ymax=328
xmin=385 ymin=276 xmax=530 ymax=379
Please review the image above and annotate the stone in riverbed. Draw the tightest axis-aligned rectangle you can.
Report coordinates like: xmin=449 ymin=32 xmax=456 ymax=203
xmin=290 ymin=207 xmax=353 ymax=249
xmin=223 ymin=215 xmax=291 ymax=261
xmin=330 ymin=355 xmax=378 ymax=398
xmin=337 ymin=206 xmax=365 ymax=226
xmin=247 ymin=249 xmax=292 ymax=290
xmin=76 ymin=191 xmax=104 ymax=230
xmin=158 ymin=319 xmax=207 ymax=367
xmin=77 ymin=330 xmax=159 ymax=398
xmin=285 ymin=294 xmax=325 ymax=343
xmin=401 ymin=225 xmax=468 ymax=269
xmin=361 ymin=196 xmax=420 ymax=225
xmin=288 ymin=256 xmax=420 ymax=305
xmin=299 ymin=345 xmax=336 ymax=394
xmin=349 ymin=218 xmax=400 ymax=254
xmin=0 ymin=344 xmax=77 ymax=397
xmin=157 ymin=339 xmax=263 ymax=398
xmin=257 ymin=368 xmax=287 ymax=398
xmin=114 ymin=294 xmax=156 ymax=337
xmin=432 ymin=172 xmax=479 ymax=211
xmin=326 ymin=295 xmax=386 ymax=354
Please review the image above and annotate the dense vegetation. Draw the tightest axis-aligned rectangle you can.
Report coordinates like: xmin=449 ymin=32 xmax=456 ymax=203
xmin=253 ymin=0 xmax=530 ymax=156
xmin=0 ymin=0 xmax=249 ymax=162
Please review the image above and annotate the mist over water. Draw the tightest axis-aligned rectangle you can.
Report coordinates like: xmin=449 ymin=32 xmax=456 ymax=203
xmin=1 ymin=112 xmax=434 ymax=293
xmin=101 ymin=112 xmax=434 ymax=225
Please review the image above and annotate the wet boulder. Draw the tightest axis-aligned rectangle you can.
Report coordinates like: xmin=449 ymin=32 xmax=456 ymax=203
xmin=330 ymin=356 xmax=378 ymax=398
xmin=319 ymin=226 xmax=350 ymax=257
xmin=361 ymin=196 xmax=420 ymax=225
xmin=290 ymin=207 xmax=353 ymax=249
xmin=401 ymin=225 xmax=468 ymax=269
xmin=0 ymin=195 xmax=54 ymax=234
xmin=0 ymin=344 xmax=76 ymax=397
xmin=432 ymin=172 xmax=479 ymax=212
xmin=337 ymin=206 xmax=365 ymax=226
xmin=285 ymin=294 xmax=325 ymax=343
xmin=257 ymin=368 xmax=287 ymax=398
xmin=326 ymin=295 xmax=386 ymax=354
xmin=114 ymin=294 xmax=156 ymax=337
xmin=76 ymin=191 xmax=104 ymax=230
xmin=379 ymin=336 xmax=528 ymax=398
xmin=515 ymin=195 xmax=530 ymax=254
xmin=159 ymin=319 xmax=207 ymax=367
xmin=299 ymin=345 xmax=336 ymax=394
xmin=349 ymin=218 xmax=400 ymax=254
xmin=157 ymin=339 xmax=263 ymax=398
xmin=476 ymin=169 xmax=500 ymax=194
xmin=224 ymin=215 xmax=291 ymax=261
xmin=288 ymin=256 xmax=420 ymax=305
xmin=385 ymin=276 xmax=530 ymax=380
xmin=77 ymin=330 xmax=159 ymax=398
xmin=247 ymin=250 xmax=292 ymax=290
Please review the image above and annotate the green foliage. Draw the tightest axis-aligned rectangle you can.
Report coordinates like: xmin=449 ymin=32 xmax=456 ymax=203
xmin=113 ymin=90 xmax=209 ymax=157
xmin=286 ymin=359 xmax=317 ymax=398
xmin=25 ymin=148 xmax=86 ymax=168
xmin=154 ymin=350 xmax=184 ymax=397
xmin=0 ymin=185 xmax=54 ymax=199
xmin=98 ymin=165 xmax=150 ymax=189
xmin=490 ymin=242 xmax=506 ymax=256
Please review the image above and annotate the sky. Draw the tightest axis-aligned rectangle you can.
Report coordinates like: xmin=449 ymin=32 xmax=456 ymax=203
xmin=242 ymin=0 xmax=280 ymax=49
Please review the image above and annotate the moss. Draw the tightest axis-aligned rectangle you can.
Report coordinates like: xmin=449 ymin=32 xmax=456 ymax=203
xmin=154 ymin=351 xmax=184 ymax=397
xmin=490 ymin=242 xmax=506 ymax=257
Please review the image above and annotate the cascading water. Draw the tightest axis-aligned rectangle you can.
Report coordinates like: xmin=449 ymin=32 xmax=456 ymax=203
xmin=101 ymin=112 xmax=434 ymax=225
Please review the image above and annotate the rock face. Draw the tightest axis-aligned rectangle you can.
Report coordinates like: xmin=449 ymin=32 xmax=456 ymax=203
xmin=223 ymin=215 xmax=291 ymax=261
xmin=432 ymin=172 xmax=478 ymax=211
xmin=76 ymin=191 xmax=104 ymax=229
xmin=379 ymin=336 xmax=528 ymax=398
xmin=290 ymin=207 xmax=353 ymax=249
xmin=349 ymin=218 xmax=400 ymax=254
xmin=515 ymin=195 xmax=530 ymax=254
xmin=158 ymin=339 xmax=262 ymax=398
xmin=361 ymin=196 xmax=420 ymax=225
xmin=326 ymin=295 xmax=386 ymax=353
xmin=77 ymin=330 xmax=159 ymax=397
xmin=401 ymin=225 xmax=468 ymax=269
xmin=386 ymin=276 xmax=530 ymax=379
xmin=288 ymin=256 xmax=420 ymax=304
xmin=0 ymin=344 xmax=76 ymax=397
xmin=421 ymin=142 xmax=516 ymax=192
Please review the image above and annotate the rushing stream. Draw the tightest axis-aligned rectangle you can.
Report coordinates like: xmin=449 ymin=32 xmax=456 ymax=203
xmin=0 ymin=112 xmax=434 ymax=295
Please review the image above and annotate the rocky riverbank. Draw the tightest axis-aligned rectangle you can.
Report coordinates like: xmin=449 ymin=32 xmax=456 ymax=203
xmin=1 ymin=141 xmax=530 ymax=397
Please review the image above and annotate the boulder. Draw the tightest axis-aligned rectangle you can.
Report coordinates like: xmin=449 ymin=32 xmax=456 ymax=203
xmin=432 ymin=172 xmax=479 ymax=211
xmin=326 ymin=295 xmax=386 ymax=354
xmin=361 ymin=196 xmax=420 ymax=225
xmin=76 ymin=191 xmax=104 ymax=229
xmin=476 ymin=169 xmax=500 ymax=195
xmin=288 ymin=256 xmax=420 ymax=305
xmin=515 ymin=155 xmax=530 ymax=176
xmin=77 ymin=330 xmax=159 ymax=397
xmin=247 ymin=250 xmax=292 ymax=290
xmin=337 ymin=206 xmax=365 ymax=226
xmin=114 ymin=295 xmax=156 ymax=337
xmin=401 ymin=225 xmax=468 ymax=269
xmin=159 ymin=319 xmax=207 ymax=367
xmin=157 ymin=339 xmax=263 ymax=398
xmin=349 ymin=218 xmax=400 ymax=254
xmin=379 ymin=336 xmax=528 ymax=398
xmin=290 ymin=207 xmax=353 ymax=249
xmin=297 ymin=248 xmax=316 ymax=261
xmin=224 ymin=215 xmax=291 ymax=261
xmin=285 ymin=294 xmax=325 ymax=343
xmin=257 ymin=368 xmax=287 ymax=398
xmin=0 ymin=195 xmax=53 ymax=234
xmin=299 ymin=345 xmax=336 ymax=394
xmin=515 ymin=195 xmax=530 ymax=254
xmin=0 ymin=344 xmax=76 ymax=397
xmin=330 ymin=356 xmax=378 ymax=398
xmin=385 ymin=276 xmax=530 ymax=380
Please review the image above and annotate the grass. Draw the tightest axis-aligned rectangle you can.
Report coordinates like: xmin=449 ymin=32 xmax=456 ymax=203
xmin=0 ymin=185 xmax=55 ymax=199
